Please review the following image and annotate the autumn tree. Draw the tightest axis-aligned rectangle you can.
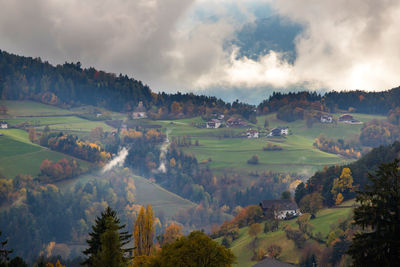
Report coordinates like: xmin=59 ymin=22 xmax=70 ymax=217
xmin=83 ymin=207 xmax=131 ymax=266
xmin=248 ymin=223 xmax=262 ymax=239
xmin=28 ymin=127 xmax=36 ymax=142
xmin=348 ymin=159 xmax=400 ymax=266
xmin=299 ymin=192 xmax=323 ymax=218
xmin=133 ymin=205 xmax=155 ymax=256
xmin=331 ymin=167 xmax=354 ymax=205
xmin=154 ymin=231 xmax=236 ymax=267
xmin=267 ymin=244 xmax=282 ymax=259
xmin=161 ymin=224 xmax=182 ymax=245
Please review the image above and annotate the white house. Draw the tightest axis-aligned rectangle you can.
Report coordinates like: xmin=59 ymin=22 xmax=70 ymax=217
xmin=320 ymin=114 xmax=333 ymax=123
xmin=245 ymin=129 xmax=259 ymax=138
xmin=259 ymin=199 xmax=301 ymax=220
xmin=206 ymin=119 xmax=222 ymax=129
xmin=132 ymin=101 xmax=147 ymax=119
xmin=0 ymin=121 xmax=8 ymax=129
xmin=268 ymin=126 xmax=289 ymax=137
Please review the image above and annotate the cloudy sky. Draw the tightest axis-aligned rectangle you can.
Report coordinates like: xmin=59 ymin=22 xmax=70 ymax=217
xmin=1 ymin=0 xmax=400 ymax=103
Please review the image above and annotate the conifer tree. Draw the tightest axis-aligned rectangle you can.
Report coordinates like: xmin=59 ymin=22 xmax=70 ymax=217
xmin=348 ymin=159 xmax=400 ymax=266
xmin=92 ymin=218 xmax=126 ymax=267
xmin=83 ymin=207 xmax=131 ymax=266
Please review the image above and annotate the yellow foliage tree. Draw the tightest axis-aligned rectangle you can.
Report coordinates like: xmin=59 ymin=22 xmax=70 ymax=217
xmin=29 ymin=127 xmax=36 ymax=142
xmin=332 ymin=168 xmax=354 ymax=204
xmin=56 ymin=260 xmax=65 ymax=267
xmin=335 ymin=192 xmax=344 ymax=205
xmin=133 ymin=205 xmax=155 ymax=257
xmin=162 ymin=224 xmax=183 ymax=245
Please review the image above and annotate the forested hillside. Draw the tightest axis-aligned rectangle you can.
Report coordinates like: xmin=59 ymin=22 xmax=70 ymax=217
xmin=0 ymin=50 xmax=255 ymax=120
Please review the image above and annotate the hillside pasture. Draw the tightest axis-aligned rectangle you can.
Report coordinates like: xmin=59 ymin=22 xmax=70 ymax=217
xmin=223 ymin=202 xmax=354 ymax=267
xmin=156 ymin=113 xmax=384 ymax=179
xmin=0 ymin=129 xmax=90 ymax=178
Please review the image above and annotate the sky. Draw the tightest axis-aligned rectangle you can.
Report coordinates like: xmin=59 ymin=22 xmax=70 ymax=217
xmin=1 ymin=0 xmax=400 ymax=103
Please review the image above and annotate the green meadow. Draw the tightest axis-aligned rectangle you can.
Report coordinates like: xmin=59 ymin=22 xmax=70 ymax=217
xmin=155 ymin=113 xmax=385 ymax=179
xmin=0 ymin=129 xmax=90 ymax=178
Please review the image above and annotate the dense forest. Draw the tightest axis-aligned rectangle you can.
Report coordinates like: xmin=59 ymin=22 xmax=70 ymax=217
xmin=258 ymin=88 xmax=400 ymax=118
xmin=295 ymin=141 xmax=400 ymax=206
xmin=0 ymin=50 xmax=255 ymax=120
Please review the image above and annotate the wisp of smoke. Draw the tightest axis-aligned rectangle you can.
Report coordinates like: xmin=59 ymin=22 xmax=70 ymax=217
xmin=102 ymin=147 xmax=129 ymax=173
xmin=157 ymin=129 xmax=171 ymax=173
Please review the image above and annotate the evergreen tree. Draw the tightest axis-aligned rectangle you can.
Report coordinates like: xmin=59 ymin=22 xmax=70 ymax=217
xmin=83 ymin=207 xmax=131 ymax=266
xmin=92 ymin=217 xmax=126 ymax=267
xmin=0 ymin=231 xmax=12 ymax=266
xmin=348 ymin=159 xmax=400 ymax=266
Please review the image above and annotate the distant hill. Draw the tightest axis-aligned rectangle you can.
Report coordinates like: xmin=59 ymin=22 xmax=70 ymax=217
xmin=0 ymin=50 xmax=255 ymax=120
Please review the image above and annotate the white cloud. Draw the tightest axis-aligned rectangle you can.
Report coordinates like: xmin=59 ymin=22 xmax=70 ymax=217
xmin=0 ymin=0 xmax=399 ymax=95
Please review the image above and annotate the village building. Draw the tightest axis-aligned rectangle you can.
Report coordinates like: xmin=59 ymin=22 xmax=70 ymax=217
xmin=320 ymin=114 xmax=333 ymax=123
xmin=226 ymin=117 xmax=246 ymax=127
xmin=338 ymin=114 xmax=354 ymax=122
xmin=268 ymin=126 xmax=288 ymax=137
xmin=206 ymin=119 xmax=222 ymax=129
xmin=245 ymin=129 xmax=259 ymax=138
xmin=0 ymin=121 xmax=8 ymax=129
xmin=259 ymin=199 xmax=301 ymax=220
xmin=132 ymin=101 xmax=147 ymax=119
xmin=338 ymin=114 xmax=362 ymax=124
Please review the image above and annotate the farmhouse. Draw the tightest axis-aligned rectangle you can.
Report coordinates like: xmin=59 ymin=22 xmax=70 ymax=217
xmin=206 ymin=119 xmax=222 ymax=129
xmin=226 ymin=117 xmax=246 ymax=127
xmin=0 ymin=121 xmax=8 ymax=129
xmin=259 ymin=199 xmax=301 ymax=220
xmin=132 ymin=101 xmax=147 ymax=119
xmin=338 ymin=114 xmax=354 ymax=122
xmin=338 ymin=114 xmax=362 ymax=124
xmin=268 ymin=126 xmax=288 ymax=137
xmin=245 ymin=129 xmax=259 ymax=138
xmin=320 ymin=114 xmax=333 ymax=123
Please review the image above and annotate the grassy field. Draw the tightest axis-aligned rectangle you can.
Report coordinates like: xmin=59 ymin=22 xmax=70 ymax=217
xmin=223 ymin=201 xmax=354 ymax=267
xmin=0 ymin=100 xmax=118 ymax=136
xmin=0 ymin=129 xmax=90 ymax=178
xmin=0 ymin=100 xmax=78 ymax=116
xmin=152 ymin=113 xmax=385 ymax=179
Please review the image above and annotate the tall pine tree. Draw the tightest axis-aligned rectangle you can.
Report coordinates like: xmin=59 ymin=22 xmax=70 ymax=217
xmin=82 ymin=207 xmax=131 ymax=266
xmin=348 ymin=159 xmax=400 ymax=266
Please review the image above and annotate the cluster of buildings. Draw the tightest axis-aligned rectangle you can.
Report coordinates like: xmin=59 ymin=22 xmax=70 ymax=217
xmin=320 ymin=114 xmax=362 ymax=124
xmin=205 ymin=115 xmax=246 ymax=129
